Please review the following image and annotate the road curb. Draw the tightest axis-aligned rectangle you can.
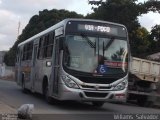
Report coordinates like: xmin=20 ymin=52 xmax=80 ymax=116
xmin=0 ymin=75 xmax=15 ymax=81
xmin=0 ymin=101 xmax=17 ymax=114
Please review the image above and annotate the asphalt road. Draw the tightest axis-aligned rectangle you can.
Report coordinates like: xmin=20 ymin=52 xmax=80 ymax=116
xmin=0 ymin=79 xmax=160 ymax=120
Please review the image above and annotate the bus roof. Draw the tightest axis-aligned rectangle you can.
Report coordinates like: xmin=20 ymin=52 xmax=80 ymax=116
xmin=18 ymin=18 xmax=126 ymax=47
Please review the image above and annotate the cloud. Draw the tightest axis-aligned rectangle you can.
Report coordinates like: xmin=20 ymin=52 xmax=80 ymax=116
xmin=137 ymin=0 xmax=148 ymax=3
xmin=0 ymin=0 xmax=89 ymax=51
xmin=0 ymin=10 xmax=18 ymax=50
xmin=138 ymin=12 xmax=160 ymax=31
xmin=67 ymin=0 xmax=92 ymax=15
xmin=0 ymin=0 xmax=160 ymax=51
xmin=0 ymin=0 xmax=83 ymax=16
xmin=0 ymin=33 xmax=16 ymax=50
xmin=0 ymin=10 xmax=18 ymax=34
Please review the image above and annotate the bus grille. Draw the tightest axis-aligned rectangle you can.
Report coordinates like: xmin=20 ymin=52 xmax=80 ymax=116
xmin=77 ymin=76 xmax=117 ymax=84
xmin=81 ymin=85 xmax=112 ymax=90
xmin=84 ymin=92 xmax=108 ymax=98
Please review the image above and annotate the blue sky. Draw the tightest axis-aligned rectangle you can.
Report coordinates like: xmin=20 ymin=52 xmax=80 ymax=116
xmin=0 ymin=0 xmax=160 ymax=50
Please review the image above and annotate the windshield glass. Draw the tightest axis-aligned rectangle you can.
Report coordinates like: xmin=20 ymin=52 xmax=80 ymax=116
xmin=63 ymin=35 xmax=128 ymax=75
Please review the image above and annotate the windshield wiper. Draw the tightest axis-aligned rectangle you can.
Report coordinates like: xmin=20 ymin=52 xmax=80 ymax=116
xmin=81 ymin=34 xmax=96 ymax=48
xmin=102 ymin=37 xmax=115 ymax=63
xmin=104 ymin=37 xmax=115 ymax=51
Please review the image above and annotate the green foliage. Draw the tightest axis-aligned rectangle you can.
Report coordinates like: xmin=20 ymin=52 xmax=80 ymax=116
xmin=87 ymin=0 xmax=141 ymax=33
xmin=4 ymin=49 xmax=16 ymax=66
xmin=148 ymin=25 xmax=160 ymax=54
xmin=143 ymin=0 xmax=160 ymax=13
xmin=4 ymin=9 xmax=83 ymax=66
xmin=150 ymin=25 xmax=160 ymax=41
xmin=130 ymin=27 xmax=150 ymax=57
xmin=87 ymin=0 xmax=160 ymax=58
xmin=111 ymin=48 xmax=125 ymax=61
xmin=4 ymin=0 xmax=160 ymax=65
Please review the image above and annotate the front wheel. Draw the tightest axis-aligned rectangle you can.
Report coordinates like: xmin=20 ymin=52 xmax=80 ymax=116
xmin=22 ymin=79 xmax=28 ymax=93
xmin=137 ymin=96 xmax=147 ymax=107
xmin=44 ymin=85 xmax=52 ymax=104
xmin=92 ymin=101 xmax=104 ymax=108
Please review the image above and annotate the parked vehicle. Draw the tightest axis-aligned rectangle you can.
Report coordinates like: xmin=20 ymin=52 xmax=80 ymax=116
xmin=128 ymin=57 xmax=160 ymax=107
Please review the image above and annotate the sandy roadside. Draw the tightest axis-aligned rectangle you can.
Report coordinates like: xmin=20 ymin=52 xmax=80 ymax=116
xmin=0 ymin=101 xmax=17 ymax=114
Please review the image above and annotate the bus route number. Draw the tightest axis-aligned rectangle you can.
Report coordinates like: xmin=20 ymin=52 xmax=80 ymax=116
xmin=85 ymin=25 xmax=110 ymax=33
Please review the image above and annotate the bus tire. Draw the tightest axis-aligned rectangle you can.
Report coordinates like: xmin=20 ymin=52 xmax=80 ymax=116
xmin=43 ymin=83 xmax=52 ymax=104
xmin=137 ymin=96 xmax=147 ymax=107
xmin=146 ymin=101 xmax=154 ymax=107
xmin=92 ymin=101 xmax=104 ymax=108
xmin=22 ymin=78 xmax=27 ymax=93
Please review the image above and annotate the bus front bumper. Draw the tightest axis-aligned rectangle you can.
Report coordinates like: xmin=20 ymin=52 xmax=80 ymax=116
xmin=56 ymin=84 xmax=127 ymax=102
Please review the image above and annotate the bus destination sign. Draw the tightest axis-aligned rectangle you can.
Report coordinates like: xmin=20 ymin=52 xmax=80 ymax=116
xmin=66 ymin=21 xmax=127 ymax=37
xmin=78 ymin=24 xmax=118 ymax=35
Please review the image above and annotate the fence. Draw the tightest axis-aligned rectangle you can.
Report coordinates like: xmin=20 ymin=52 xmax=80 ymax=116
xmin=0 ymin=64 xmax=15 ymax=80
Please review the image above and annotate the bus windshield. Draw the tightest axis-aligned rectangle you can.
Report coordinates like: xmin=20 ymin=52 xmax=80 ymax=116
xmin=63 ymin=35 xmax=128 ymax=76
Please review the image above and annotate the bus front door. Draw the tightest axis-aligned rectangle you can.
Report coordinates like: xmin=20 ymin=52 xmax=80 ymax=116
xmin=15 ymin=48 xmax=22 ymax=85
xmin=31 ymin=44 xmax=38 ymax=92
xmin=50 ymin=37 xmax=61 ymax=96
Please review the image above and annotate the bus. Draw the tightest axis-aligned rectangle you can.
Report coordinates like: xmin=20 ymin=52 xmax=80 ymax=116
xmin=15 ymin=18 xmax=130 ymax=107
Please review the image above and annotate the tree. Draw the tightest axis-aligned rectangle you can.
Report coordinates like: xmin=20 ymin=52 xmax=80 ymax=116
xmin=150 ymin=25 xmax=160 ymax=41
xmin=148 ymin=25 xmax=160 ymax=53
xmin=131 ymin=27 xmax=150 ymax=57
xmin=4 ymin=9 xmax=83 ymax=66
xmin=87 ymin=0 xmax=160 ymax=57
xmin=111 ymin=48 xmax=125 ymax=61
xmin=87 ymin=0 xmax=141 ymax=32
xmin=5 ymin=0 xmax=160 ymax=65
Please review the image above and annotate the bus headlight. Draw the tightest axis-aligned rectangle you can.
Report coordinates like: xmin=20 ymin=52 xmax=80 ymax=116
xmin=114 ymin=78 xmax=128 ymax=91
xmin=61 ymin=75 xmax=79 ymax=89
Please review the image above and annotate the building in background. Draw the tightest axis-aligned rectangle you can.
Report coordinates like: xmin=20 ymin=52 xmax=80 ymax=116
xmin=147 ymin=52 xmax=160 ymax=61
xmin=0 ymin=51 xmax=7 ymax=64
xmin=0 ymin=51 xmax=7 ymax=77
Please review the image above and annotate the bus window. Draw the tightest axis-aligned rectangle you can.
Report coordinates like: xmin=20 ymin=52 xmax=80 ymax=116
xmin=38 ymin=37 xmax=45 ymax=59
xmin=46 ymin=33 xmax=54 ymax=58
xmin=16 ymin=48 xmax=20 ymax=62
xmin=43 ymin=34 xmax=50 ymax=58
xmin=22 ymin=45 xmax=27 ymax=60
xmin=28 ymin=42 xmax=33 ymax=60
xmin=22 ymin=42 xmax=33 ymax=61
xmin=38 ymin=33 xmax=54 ymax=59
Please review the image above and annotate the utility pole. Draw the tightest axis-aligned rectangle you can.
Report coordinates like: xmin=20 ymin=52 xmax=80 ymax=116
xmin=17 ymin=20 xmax=21 ymax=40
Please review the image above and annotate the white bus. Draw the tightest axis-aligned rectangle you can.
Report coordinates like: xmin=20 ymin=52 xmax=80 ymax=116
xmin=15 ymin=19 xmax=130 ymax=107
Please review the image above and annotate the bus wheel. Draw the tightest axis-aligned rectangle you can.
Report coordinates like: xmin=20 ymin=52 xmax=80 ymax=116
xmin=137 ymin=96 xmax=147 ymax=107
xmin=22 ymin=79 xmax=27 ymax=93
xmin=92 ymin=101 xmax=104 ymax=108
xmin=146 ymin=101 xmax=154 ymax=107
xmin=44 ymin=84 xmax=52 ymax=104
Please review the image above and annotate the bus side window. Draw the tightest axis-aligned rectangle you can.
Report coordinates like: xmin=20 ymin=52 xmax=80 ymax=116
xmin=22 ymin=42 xmax=33 ymax=61
xmin=46 ymin=32 xmax=54 ymax=58
xmin=16 ymin=48 xmax=20 ymax=63
xmin=22 ymin=45 xmax=27 ymax=60
xmin=43 ymin=33 xmax=54 ymax=58
xmin=28 ymin=42 xmax=33 ymax=60
xmin=38 ymin=37 xmax=45 ymax=59
xmin=43 ymin=34 xmax=50 ymax=58
xmin=37 ymin=32 xmax=54 ymax=59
